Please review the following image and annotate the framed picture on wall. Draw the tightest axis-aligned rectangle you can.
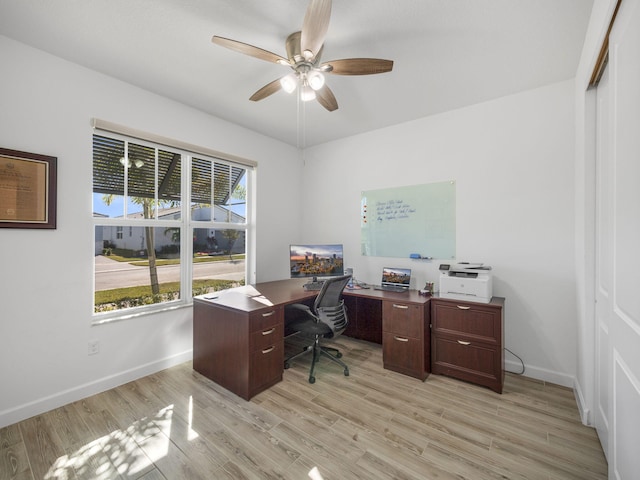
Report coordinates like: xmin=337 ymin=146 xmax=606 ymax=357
xmin=0 ymin=147 xmax=57 ymax=229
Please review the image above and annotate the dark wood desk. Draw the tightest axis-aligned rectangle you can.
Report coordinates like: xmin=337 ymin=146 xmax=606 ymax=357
xmin=193 ymin=281 xmax=316 ymax=401
xmin=193 ymin=279 xmax=504 ymax=399
xmin=341 ymin=287 xmax=431 ymax=380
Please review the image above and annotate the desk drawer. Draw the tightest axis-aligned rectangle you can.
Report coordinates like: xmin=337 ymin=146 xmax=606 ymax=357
xmin=250 ymin=343 xmax=283 ymax=393
xmin=383 ymin=301 xmax=423 ymax=338
xmin=432 ymin=302 xmax=498 ymax=343
xmin=251 ymin=323 xmax=284 ymax=351
xmin=250 ymin=307 xmax=282 ymax=333
xmin=382 ymin=332 xmax=424 ymax=379
xmin=432 ymin=334 xmax=502 ymax=392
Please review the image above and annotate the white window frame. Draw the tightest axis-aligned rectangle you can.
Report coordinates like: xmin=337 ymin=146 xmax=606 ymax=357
xmin=92 ymin=121 xmax=255 ymax=324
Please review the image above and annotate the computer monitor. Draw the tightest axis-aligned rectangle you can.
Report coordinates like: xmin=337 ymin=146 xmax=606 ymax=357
xmin=290 ymin=244 xmax=345 ymax=281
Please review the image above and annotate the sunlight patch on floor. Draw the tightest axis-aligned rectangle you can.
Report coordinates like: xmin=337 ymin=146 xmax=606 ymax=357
xmin=308 ymin=466 xmax=325 ymax=480
xmin=45 ymin=406 xmax=175 ymax=479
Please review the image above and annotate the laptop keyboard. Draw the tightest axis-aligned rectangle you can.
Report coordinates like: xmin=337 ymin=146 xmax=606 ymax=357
xmin=375 ymin=285 xmax=409 ymax=293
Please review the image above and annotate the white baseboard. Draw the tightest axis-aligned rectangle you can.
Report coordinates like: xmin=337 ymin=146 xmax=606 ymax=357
xmin=573 ymin=378 xmax=592 ymax=426
xmin=505 ymin=358 xmax=575 ymax=388
xmin=0 ymin=350 xmax=192 ymax=429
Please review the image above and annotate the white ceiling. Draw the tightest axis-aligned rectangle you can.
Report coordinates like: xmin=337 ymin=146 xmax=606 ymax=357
xmin=0 ymin=0 xmax=593 ymax=147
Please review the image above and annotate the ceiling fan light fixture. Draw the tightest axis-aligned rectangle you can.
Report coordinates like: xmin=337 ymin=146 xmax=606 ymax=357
xmin=280 ymin=74 xmax=298 ymax=93
xmin=307 ymin=70 xmax=325 ymax=90
xmin=210 ymin=0 xmax=393 ymax=112
xmin=300 ymin=85 xmax=316 ymax=102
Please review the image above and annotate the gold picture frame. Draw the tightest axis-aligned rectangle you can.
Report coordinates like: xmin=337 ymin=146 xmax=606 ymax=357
xmin=0 ymin=147 xmax=57 ymax=229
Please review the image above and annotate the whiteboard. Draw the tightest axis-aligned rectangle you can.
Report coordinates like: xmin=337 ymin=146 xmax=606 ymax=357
xmin=361 ymin=181 xmax=456 ymax=259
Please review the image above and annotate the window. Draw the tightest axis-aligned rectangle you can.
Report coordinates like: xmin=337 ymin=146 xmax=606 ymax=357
xmin=92 ymin=131 xmax=251 ymax=319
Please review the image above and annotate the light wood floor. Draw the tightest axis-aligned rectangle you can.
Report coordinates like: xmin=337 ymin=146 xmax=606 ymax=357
xmin=1 ymin=336 xmax=607 ymax=480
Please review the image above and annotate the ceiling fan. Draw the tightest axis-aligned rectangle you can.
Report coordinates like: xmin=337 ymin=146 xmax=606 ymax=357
xmin=211 ymin=0 xmax=393 ymax=112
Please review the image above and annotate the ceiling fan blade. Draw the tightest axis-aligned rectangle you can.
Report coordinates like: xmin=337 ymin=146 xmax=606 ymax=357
xmin=249 ymin=78 xmax=283 ymax=101
xmin=212 ymin=36 xmax=289 ymax=65
xmin=322 ymin=58 xmax=394 ymax=75
xmin=316 ymin=84 xmax=338 ymax=112
xmin=301 ymin=0 xmax=332 ymax=61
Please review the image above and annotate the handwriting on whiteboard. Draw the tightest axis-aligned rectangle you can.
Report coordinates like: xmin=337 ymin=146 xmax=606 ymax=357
xmin=375 ymin=199 xmax=417 ymax=222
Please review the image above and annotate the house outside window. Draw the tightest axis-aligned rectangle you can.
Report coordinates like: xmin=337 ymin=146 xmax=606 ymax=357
xmin=92 ymin=132 xmax=251 ymax=319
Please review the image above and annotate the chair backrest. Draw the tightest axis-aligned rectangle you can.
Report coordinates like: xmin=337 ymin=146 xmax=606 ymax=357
xmin=313 ymin=275 xmax=352 ymax=337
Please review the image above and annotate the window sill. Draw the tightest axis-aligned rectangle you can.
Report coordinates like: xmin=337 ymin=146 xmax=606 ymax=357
xmin=92 ymin=300 xmax=192 ymax=326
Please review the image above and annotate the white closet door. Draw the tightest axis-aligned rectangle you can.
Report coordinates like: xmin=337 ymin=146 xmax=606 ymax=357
xmin=594 ymin=64 xmax=612 ymax=459
xmin=602 ymin=0 xmax=640 ymax=476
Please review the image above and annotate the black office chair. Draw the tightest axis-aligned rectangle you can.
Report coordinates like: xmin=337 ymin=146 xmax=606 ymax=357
xmin=284 ymin=274 xmax=352 ymax=384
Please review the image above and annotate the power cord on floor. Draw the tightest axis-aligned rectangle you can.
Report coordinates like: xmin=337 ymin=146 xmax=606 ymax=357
xmin=505 ymin=347 xmax=525 ymax=375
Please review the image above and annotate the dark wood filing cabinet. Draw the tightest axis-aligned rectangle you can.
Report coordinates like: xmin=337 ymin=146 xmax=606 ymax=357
xmin=193 ymin=301 xmax=284 ymax=400
xmin=382 ymin=299 xmax=430 ymax=380
xmin=431 ymin=296 xmax=505 ymax=393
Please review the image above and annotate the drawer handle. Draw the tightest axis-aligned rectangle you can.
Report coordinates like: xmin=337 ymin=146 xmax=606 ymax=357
xmin=261 ymin=346 xmax=275 ymax=354
xmin=261 ymin=311 xmax=275 ymax=317
xmin=261 ymin=327 xmax=276 ymax=336
xmin=394 ymin=336 xmax=409 ymax=342
xmin=457 ymin=340 xmax=471 ymax=346
xmin=456 ymin=305 xmax=471 ymax=310
xmin=392 ymin=304 xmax=409 ymax=310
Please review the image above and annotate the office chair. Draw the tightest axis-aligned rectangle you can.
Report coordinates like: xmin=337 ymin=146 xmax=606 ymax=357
xmin=284 ymin=274 xmax=352 ymax=384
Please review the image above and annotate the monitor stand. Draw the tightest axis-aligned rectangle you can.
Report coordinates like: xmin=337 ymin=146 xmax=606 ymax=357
xmin=303 ymin=276 xmax=324 ymax=291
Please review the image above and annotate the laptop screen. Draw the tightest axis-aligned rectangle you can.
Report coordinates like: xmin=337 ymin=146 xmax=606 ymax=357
xmin=381 ymin=267 xmax=412 ymax=288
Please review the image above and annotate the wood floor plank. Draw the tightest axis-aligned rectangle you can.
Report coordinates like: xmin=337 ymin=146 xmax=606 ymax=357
xmin=20 ymin=414 xmax=74 ymax=480
xmin=331 ymin=418 xmax=461 ymax=480
xmin=199 ymin=402 xmax=300 ymax=471
xmin=136 ymin=431 xmax=217 ymax=480
xmin=0 ymin=441 xmax=32 ymax=480
xmin=491 ymin=437 xmax=606 ymax=480
xmin=66 ymin=397 xmax=158 ymax=479
xmin=45 ymin=404 xmax=94 ymax=453
xmin=258 ymin=383 xmax=340 ymax=428
xmin=4 ymin=336 xmax=607 ymax=480
xmin=355 ymin=450 xmax=433 ymax=480
xmin=136 ymin=468 xmax=166 ymax=480
xmin=183 ymin=405 xmax=291 ymax=479
xmin=269 ymin=420 xmax=374 ymax=480
xmin=0 ymin=424 xmax=22 ymax=450
xmin=422 ymin=427 xmax=549 ymax=480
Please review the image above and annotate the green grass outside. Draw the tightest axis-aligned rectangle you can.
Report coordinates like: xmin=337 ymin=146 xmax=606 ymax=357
xmin=104 ymin=253 xmax=245 ymax=267
xmin=94 ymin=278 xmax=243 ymax=312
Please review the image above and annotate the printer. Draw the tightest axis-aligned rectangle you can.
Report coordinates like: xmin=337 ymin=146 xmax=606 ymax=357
xmin=438 ymin=263 xmax=493 ymax=303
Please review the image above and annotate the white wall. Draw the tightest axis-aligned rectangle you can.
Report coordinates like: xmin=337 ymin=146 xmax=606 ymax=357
xmin=0 ymin=35 xmax=301 ymax=428
xmin=302 ymin=80 xmax=578 ymax=386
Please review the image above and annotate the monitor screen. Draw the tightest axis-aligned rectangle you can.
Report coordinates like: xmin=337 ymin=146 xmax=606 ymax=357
xmin=290 ymin=244 xmax=345 ymax=280
xmin=381 ymin=267 xmax=411 ymax=287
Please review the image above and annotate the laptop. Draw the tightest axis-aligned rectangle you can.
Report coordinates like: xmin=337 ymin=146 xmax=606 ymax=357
xmin=374 ymin=267 xmax=411 ymax=293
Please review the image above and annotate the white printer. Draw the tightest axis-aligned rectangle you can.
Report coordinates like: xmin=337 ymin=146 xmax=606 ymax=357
xmin=438 ymin=263 xmax=493 ymax=303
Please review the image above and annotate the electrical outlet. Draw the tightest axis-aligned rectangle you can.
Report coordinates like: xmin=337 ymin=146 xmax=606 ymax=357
xmin=88 ymin=340 xmax=99 ymax=355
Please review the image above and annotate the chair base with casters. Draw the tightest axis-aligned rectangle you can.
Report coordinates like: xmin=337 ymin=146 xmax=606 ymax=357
xmin=284 ymin=331 xmax=349 ymax=384
xmin=283 ymin=275 xmax=351 ymax=384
